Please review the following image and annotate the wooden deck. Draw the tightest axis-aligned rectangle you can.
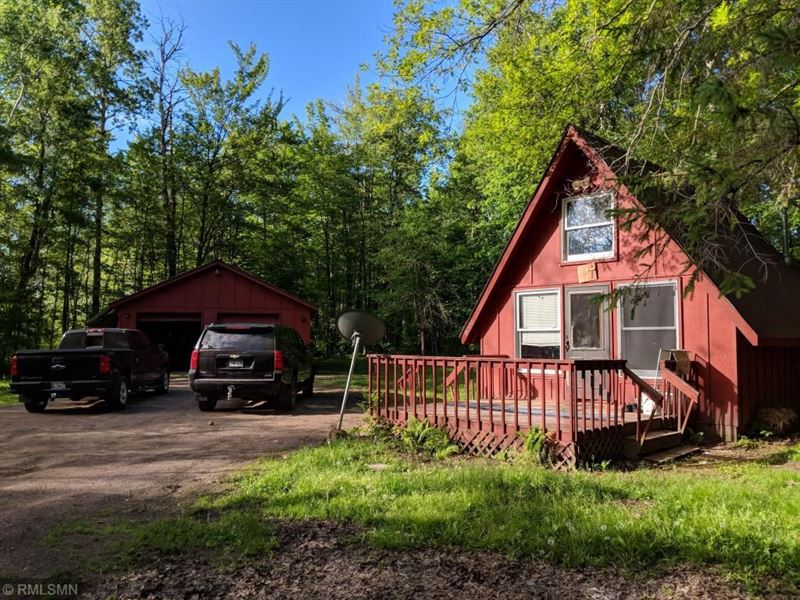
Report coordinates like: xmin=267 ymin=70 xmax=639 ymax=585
xmin=379 ymin=398 xmax=645 ymax=436
xmin=367 ymin=354 xmax=700 ymax=466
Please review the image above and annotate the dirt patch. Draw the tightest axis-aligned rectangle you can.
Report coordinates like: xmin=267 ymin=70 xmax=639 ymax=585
xmin=679 ymin=435 xmax=800 ymax=469
xmin=0 ymin=377 xmax=361 ymax=579
xmin=87 ymin=519 xmax=787 ymax=600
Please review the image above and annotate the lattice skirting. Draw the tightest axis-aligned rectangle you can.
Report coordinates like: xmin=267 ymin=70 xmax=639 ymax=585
xmin=550 ymin=441 xmax=578 ymax=470
xmin=575 ymin=426 xmax=625 ymax=463
xmin=445 ymin=425 xmax=578 ymax=470
xmin=376 ymin=411 xmax=597 ymax=470
xmin=447 ymin=427 xmax=525 ymax=457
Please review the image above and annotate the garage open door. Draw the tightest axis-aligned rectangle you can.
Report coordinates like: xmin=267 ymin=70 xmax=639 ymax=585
xmin=137 ymin=314 xmax=202 ymax=371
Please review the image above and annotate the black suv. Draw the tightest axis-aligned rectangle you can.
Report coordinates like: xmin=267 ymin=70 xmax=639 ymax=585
xmin=189 ymin=323 xmax=313 ymax=412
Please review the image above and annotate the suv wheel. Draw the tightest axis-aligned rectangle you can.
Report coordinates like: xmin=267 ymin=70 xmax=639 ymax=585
xmin=156 ymin=370 xmax=170 ymax=395
xmin=197 ymin=394 xmax=217 ymax=412
xmin=275 ymin=381 xmax=297 ymax=411
xmin=106 ymin=377 xmax=129 ymax=410
xmin=22 ymin=394 xmax=48 ymax=413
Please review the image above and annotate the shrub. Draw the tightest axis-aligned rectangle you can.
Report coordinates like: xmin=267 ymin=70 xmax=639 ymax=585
xmin=685 ymin=428 xmax=705 ymax=445
xmin=395 ymin=417 xmax=460 ymax=459
xmin=733 ymin=435 xmax=762 ymax=450
xmin=359 ymin=413 xmax=395 ymax=440
xmin=750 ymin=407 xmax=799 ymax=437
xmin=788 ymin=443 xmax=800 ymax=462
xmin=522 ymin=427 xmax=554 ymax=465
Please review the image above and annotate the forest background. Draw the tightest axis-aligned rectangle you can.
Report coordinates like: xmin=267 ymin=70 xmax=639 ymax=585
xmin=1 ymin=0 xmax=797 ymax=365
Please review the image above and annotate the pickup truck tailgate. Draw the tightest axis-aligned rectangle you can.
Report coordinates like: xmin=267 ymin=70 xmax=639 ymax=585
xmin=15 ymin=350 xmax=105 ymax=382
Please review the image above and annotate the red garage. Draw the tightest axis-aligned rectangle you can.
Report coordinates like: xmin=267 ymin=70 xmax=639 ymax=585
xmin=105 ymin=260 xmax=316 ymax=370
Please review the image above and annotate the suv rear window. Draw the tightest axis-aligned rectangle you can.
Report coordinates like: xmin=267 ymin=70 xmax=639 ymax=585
xmin=200 ymin=328 xmax=273 ymax=351
xmin=59 ymin=331 xmax=130 ymax=350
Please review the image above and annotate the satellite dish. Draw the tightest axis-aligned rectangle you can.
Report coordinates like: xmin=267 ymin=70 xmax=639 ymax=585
xmin=335 ymin=310 xmax=385 ymax=431
xmin=337 ymin=310 xmax=386 ymax=346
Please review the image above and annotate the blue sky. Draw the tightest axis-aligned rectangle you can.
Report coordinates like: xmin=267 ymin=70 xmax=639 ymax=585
xmin=139 ymin=0 xmax=397 ymax=120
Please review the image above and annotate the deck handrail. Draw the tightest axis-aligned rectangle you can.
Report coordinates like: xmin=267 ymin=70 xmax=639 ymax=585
xmin=623 ymin=364 xmax=665 ymax=446
xmin=368 ymin=353 xmax=576 ymax=365
xmin=661 ymin=367 xmax=700 ymax=402
xmin=660 ymin=364 xmax=701 ymax=434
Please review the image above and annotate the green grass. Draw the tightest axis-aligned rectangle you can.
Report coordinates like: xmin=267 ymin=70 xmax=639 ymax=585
xmin=52 ymin=437 xmax=800 ymax=589
xmin=314 ymin=372 xmax=368 ymax=393
xmin=0 ymin=380 xmax=17 ymax=405
xmin=213 ymin=439 xmax=800 ymax=587
xmin=314 ymin=359 xmax=472 ymax=399
xmin=761 ymin=442 xmax=800 ymax=465
xmin=48 ymin=511 xmax=276 ymax=567
xmin=314 ymin=357 xmax=368 ymax=392
xmin=315 ymin=357 xmax=368 ymax=375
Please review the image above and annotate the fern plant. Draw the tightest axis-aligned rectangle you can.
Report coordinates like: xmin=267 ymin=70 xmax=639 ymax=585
xmin=396 ymin=417 xmax=460 ymax=459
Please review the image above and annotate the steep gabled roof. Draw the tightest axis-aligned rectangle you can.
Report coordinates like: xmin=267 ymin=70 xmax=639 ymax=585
xmin=460 ymin=125 xmax=800 ymax=345
xmin=109 ymin=259 xmax=317 ymax=312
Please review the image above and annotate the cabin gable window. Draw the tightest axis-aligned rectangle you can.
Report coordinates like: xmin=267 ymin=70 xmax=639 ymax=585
xmin=516 ymin=290 xmax=561 ymax=359
xmin=562 ymin=193 xmax=615 ymax=262
xmin=618 ymin=281 xmax=679 ymax=377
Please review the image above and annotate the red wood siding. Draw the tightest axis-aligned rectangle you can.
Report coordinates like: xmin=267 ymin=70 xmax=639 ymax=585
xmin=114 ymin=266 xmax=314 ymax=343
xmin=217 ymin=312 xmax=280 ymax=324
xmin=737 ymin=333 xmax=800 ymax=428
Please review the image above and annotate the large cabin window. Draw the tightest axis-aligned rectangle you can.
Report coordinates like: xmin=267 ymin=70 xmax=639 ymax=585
xmin=563 ymin=193 xmax=614 ymax=261
xmin=516 ymin=290 xmax=561 ymax=359
xmin=619 ymin=282 xmax=678 ymax=376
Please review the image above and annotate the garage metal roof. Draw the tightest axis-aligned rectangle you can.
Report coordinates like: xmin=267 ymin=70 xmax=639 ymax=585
xmin=108 ymin=259 xmax=318 ymax=312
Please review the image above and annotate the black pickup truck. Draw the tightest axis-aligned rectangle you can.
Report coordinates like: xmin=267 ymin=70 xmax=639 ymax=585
xmin=9 ymin=328 xmax=170 ymax=413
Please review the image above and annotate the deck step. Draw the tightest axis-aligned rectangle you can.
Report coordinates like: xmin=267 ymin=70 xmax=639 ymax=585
xmin=623 ymin=429 xmax=682 ymax=459
xmin=642 ymin=444 xmax=701 ymax=465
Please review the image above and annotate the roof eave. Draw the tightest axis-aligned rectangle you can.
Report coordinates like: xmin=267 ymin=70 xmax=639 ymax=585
xmin=460 ymin=125 xmax=588 ymax=345
xmin=108 ymin=259 xmax=318 ymax=313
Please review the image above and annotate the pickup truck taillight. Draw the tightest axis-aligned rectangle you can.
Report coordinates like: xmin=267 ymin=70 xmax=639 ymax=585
xmin=273 ymin=350 xmax=284 ymax=372
xmin=9 ymin=355 xmax=17 ymax=378
xmin=99 ymin=355 xmax=112 ymax=375
xmin=190 ymin=349 xmax=199 ymax=370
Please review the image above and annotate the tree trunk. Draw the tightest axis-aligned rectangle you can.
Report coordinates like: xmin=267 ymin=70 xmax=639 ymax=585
xmin=91 ymin=98 xmax=108 ymax=315
xmin=91 ymin=188 xmax=103 ymax=314
xmin=781 ymin=205 xmax=791 ymax=265
xmin=155 ymin=18 xmax=183 ymax=277
xmin=61 ymin=226 xmax=75 ymax=332
xmin=14 ymin=115 xmax=52 ymax=348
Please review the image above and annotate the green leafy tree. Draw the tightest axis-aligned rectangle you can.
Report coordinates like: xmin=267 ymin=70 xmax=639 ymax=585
xmin=82 ymin=0 xmax=146 ymax=314
xmin=383 ymin=0 xmax=800 ymax=294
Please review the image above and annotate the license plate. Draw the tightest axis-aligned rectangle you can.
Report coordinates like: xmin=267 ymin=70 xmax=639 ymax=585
xmin=51 ymin=381 xmax=66 ymax=390
xmin=228 ymin=359 xmax=244 ymax=368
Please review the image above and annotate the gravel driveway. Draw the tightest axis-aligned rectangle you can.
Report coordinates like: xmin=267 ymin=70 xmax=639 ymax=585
xmin=0 ymin=375 xmax=361 ymax=579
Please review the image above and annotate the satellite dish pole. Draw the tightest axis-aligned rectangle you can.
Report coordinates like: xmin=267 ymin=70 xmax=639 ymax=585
xmin=337 ymin=330 xmax=362 ymax=431
xmin=336 ymin=311 xmax=386 ymax=431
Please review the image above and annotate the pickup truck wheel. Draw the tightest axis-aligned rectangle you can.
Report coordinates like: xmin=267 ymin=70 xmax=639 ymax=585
xmin=302 ymin=373 xmax=315 ymax=399
xmin=275 ymin=381 xmax=297 ymax=411
xmin=106 ymin=377 xmax=129 ymax=410
xmin=196 ymin=394 xmax=217 ymax=412
xmin=156 ymin=370 xmax=170 ymax=395
xmin=22 ymin=394 xmax=48 ymax=413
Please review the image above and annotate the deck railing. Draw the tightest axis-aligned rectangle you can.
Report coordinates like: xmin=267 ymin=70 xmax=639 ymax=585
xmin=659 ymin=361 xmax=701 ymax=435
xmin=367 ymin=354 xmax=665 ymax=443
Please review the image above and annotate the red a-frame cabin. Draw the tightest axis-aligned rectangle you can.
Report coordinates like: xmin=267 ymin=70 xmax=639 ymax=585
xmin=368 ymin=126 xmax=800 ymax=465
